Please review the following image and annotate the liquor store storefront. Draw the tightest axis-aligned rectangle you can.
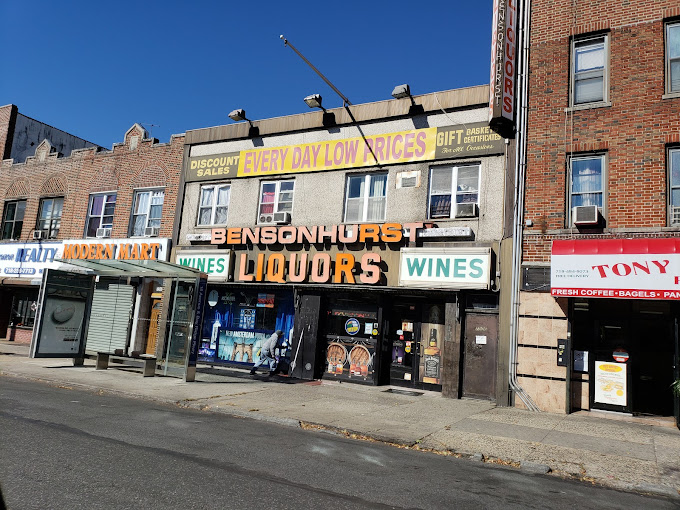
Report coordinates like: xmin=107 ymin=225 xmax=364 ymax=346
xmin=551 ymin=238 xmax=680 ymax=421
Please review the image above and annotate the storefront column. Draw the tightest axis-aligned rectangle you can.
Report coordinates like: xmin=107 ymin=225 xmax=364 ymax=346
xmin=292 ymin=292 xmax=321 ymax=381
xmin=441 ymin=299 xmax=462 ymax=398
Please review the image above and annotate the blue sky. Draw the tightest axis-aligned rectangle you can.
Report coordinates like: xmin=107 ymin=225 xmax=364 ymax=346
xmin=1 ymin=1 xmax=493 ymax=149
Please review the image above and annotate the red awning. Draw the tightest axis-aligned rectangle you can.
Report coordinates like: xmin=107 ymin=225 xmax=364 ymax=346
xmin=552 ymin=238 xmax=680 ymax=256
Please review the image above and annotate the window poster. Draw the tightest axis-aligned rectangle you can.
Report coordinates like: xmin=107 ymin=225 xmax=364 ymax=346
xmin=594 ymin=361 xmax=627 ymax=407
xmin=257 ymin=293 xmax=275 ymax=308
xmin=239 ymin=308 xmax=256 ymax=329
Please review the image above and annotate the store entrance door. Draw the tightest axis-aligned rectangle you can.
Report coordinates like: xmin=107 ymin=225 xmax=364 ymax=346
xmin=388 ymin=304 xmax=420 ymax=387
xmin=462 ymin=313 xmax=498 ymax=400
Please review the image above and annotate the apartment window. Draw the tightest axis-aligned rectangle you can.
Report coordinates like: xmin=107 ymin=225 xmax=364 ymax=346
xmin=571 ymin=35 xmax=608 ymax=105
xmin=86 ymin=193 xmax=116 ymax=237
xmin=669 ymin=148 xmax=680 ymax=225
xmin=568 ymin=155 xmax=605 ymax=225
xmin=428 ymin=165 xmax=480 ymax=219
xmin=257 ymin=180 xmax=294 ymax=223
xmin=198 ymin=184 xmax=230 ymax=226
xmin=36 ymin=197 xmax=64 ymax=239
xmin=131 ymin=189 xmax=164 ymax=236
xmin=667 ymin=22 xmax=680 ymax=94
xmin=344 ymin=173 xmax=387 ymax=223
xmin=1 ymin=200 xmax=26 ymax=240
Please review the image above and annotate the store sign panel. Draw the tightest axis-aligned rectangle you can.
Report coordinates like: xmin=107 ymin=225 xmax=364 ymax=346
xmin=398 ymin=248 xmax=492 ymax=289
xmin=175 ymin=250 xmax=232 ymax=281
xmin=488 ymin=0 xmax=517 ymax=137
xmin=185 ymin=123 xmax=503 ymax=182
xmin=0 ymin=241 xmax=63 ymax=278
xmin=60 ymin=238 xmax=171 ymax=262
xmin=551 ymin=239 xmax=680 ymax=300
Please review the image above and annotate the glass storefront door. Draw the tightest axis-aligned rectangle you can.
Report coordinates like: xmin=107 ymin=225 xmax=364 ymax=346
xmin=388 ymin=303 xmax=420 ymax=387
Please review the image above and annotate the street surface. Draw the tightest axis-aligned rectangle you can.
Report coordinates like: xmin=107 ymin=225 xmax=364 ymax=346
xmin=0 ymin=378 xmax=676 ymax=509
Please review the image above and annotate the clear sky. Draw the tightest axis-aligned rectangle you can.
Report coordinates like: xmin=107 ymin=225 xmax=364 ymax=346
xmin=0 ymin=1 xmax=493 ymax=150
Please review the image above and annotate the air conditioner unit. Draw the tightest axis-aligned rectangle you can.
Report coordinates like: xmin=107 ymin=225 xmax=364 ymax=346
xmin=272 ymin=212 xmax=291 ymax=225
xmin=96 ymin=227 xmax=112 ymax=238
xmin=32 ymin=230 xmax=45 ymax=240
xmin=454 ymin=203 xmax=478 ymax=218
xmin=572 ymin=205 xmax=600 ymax=226
xmin=258 ymin=214 xmax=274 ymax=224
xmin=144 ymin=227 xmax=160 ymax=237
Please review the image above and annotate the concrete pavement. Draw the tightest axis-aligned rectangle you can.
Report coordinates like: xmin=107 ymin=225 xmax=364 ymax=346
xmin=1 ymin=340 xmax=679 ymax=499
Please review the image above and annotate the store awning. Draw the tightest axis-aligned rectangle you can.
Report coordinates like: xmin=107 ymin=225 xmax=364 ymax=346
xmin=56 ymin=259 xmax=206 ymax=279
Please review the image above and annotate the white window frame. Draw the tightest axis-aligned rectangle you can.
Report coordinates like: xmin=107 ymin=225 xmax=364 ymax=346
xmin=131 ymin=188 xmax=164 ymax=237
xmin=570 ymin=34 xmax=609 ymax=107
xmin=568 ymin=154 xmax=606 ymax=226
xmin=257 ymin=180 xmax=295 ymax=224
xmin=427 ymin=164 xmax=481 ymax=219
xmin=85 ymin=192 xmax=117 ymax=237
xmin=666 ymin=21 xmax=680 ymax=96
xmin=343 ymin=173 xmax=388 ymax=223
xmin=197 ymin=184 xmax=231 ymax=226
xmin=669 ymin=148 xmax=680 ymax=225
xmin=36 ymin=196 xmax=64 ymax=239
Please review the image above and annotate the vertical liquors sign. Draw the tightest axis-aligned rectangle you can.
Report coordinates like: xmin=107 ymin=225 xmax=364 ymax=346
xmin=489 ymin=0 xmax=518 ymax=138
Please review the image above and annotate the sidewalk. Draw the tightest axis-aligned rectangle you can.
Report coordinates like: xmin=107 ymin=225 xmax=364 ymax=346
xmin=1 ymin=340 xmax=678 ymax=499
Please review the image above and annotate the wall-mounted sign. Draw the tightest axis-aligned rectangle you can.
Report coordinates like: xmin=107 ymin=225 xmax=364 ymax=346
xmin=345 ymin=318 xmax=360 ymax=336
xmin=186 ymin=233 xmax=212 ymax=242
xmin=551 ymin=239 xmax=680 ymax=300
xmin=399 ymin=247 xmax=491 ymax=289
xmin=0 ymin=241 xmax=63 ymax=279
xmin=594 ymin=361 xmax=627 ymax=407
xmin=185 ymin=123 xmax=503 ymax=182
xmin=60 ymin=238 xmax=170 ymax=261
xmin=175 ymin=249 xmax=232 ymax=281
xmin=612 ymin=349 xmax=629 ymax=363
xmin=489 ymin=0 xmax=517 ymax=138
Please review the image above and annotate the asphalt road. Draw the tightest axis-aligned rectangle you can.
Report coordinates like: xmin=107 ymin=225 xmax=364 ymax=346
xmin=0 ymin=378 xmax=677 ymax=510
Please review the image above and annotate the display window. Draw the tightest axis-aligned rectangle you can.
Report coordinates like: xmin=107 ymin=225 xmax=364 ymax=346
xmin=199 ymin=287 xmax=294 ymax=365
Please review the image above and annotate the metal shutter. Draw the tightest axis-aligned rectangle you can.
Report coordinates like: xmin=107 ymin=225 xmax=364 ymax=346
xmin=85 ymin=277 xmax=134 ymax=354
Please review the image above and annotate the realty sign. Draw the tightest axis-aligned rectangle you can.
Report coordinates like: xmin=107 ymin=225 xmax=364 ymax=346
xmin=551 ymin=238 xmax=680 ymax=300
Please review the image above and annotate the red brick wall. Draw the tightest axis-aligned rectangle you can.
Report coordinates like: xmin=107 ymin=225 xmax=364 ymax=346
xmin=523 ymin=1 xmax=680 ymax=263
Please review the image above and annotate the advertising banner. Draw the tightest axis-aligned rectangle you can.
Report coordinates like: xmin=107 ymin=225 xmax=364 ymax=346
xmin=594 ymin=361 xmax=627 ymax=407
xmin=0 ymin=241 xmax=63 ymax=279
xmin=399 ymin=247 xmax=491 ymax=289
xmin=30 ymin=269 xmax=94 ymax=358
xmin=551 ymin=239 xmax=680 ymax=300
xmin=185 ymin=123 xmax=504 ymax=182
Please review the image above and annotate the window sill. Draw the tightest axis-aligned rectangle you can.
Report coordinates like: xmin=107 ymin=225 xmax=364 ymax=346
xmin=662 ymin=92 xmax=680 ymax=100
xmin=564 ymin=101 xmax=611 ymax=113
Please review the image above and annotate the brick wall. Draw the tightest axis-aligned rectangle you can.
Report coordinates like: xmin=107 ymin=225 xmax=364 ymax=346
xmin=524 ymin=1 xmax=680 ymax=262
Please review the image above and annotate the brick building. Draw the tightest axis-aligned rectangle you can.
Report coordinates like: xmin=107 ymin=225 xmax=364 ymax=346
xmin=0 ymin=111 xmax=184 ymax=358
xmin=518 ymin=2 xmax=680 ymax=422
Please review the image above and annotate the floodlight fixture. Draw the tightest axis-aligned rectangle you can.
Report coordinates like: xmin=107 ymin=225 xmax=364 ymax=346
xmin=304 ymin=94 xmax=325 ymax=111
xmin=391 ymin=84 xmax=412 ymax=100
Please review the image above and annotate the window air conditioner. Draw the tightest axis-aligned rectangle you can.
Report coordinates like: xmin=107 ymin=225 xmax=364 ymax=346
xmin=96 ymin=227 xmax=112 ymax=238
xmin=272 ymin=212 xmax=291 ymax=225
xmin=572 ymin=205 xmax=599 ymax=226
xmin=259 ymin=214 xmax=274 ymax=224
xmin=454 ymin=203 xmax=478 ymax=218
xmin=144 ymin=227 xmax=160 ymax=237
xmin=32 ymin=230 xmax=45 ymax=240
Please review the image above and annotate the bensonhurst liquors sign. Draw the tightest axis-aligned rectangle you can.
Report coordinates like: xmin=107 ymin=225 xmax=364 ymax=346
xmin=551 ymin=239 xmax=680 ymax=300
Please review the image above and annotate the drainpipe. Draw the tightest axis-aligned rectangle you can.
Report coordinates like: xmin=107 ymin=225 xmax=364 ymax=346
xmin=509 ymin=0 xmax=541 ymax=411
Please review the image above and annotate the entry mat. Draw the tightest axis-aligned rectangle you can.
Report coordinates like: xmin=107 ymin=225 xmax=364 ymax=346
xmin=383 ymin=388 xmax=424 ymax=397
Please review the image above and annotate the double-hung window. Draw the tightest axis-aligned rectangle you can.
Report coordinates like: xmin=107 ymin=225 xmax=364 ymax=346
xmin=1 ymin=200 xmax=26 ymax=240
xmin=198 ymin=184 xmax=230 ymax=226
xmin=258 ymin=180 xmax=294 ymax=223
xmin=36 ymin=197 xmax=63 ymax=239
xmin=344 ymin=173 xmax=387 ymax=223
xmin=568 ymin=154 xmax=605 ymax=225
xmin=86 ymin=193 xmax=116 ymax=237
xmin=667 ymin=22 xmax=680 ymax=95
xmin=670 ymin=148 xmax=680 ymax=225
xmin=428 ymin=165 xmax=480 ymax=219
xmin=131 ymin=189 xmax=164 ymax=236
xmin=571 ymin=35 xmax=608 ymax=106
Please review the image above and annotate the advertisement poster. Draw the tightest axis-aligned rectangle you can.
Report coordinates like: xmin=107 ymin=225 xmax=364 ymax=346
xmin=239 ymin=308 xmax=256 ymax=329
xmin=217 ymin=330 xmax=269 ymax=364
xmin=594 ymin=361 xmax=627 ymax=407
xmin=257 ymin=293 xmax=275 ymax=308
xmin=419 ymin=304 xmax=444 ymax=385
xmin=30 ymin=269 xmax=93 ymax=358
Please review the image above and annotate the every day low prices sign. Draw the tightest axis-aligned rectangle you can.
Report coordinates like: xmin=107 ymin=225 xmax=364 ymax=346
xmin=398 ymin=247 xmax=491 ymax=289
xmin=186 ymin=122 xmax=504 ymax=182
xmin=551 ymin=239 xmax=680 ymax=300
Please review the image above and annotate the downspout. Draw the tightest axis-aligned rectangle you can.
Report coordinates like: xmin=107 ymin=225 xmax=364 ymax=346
xmin=509 ymin=0 xmax=541 ymax=411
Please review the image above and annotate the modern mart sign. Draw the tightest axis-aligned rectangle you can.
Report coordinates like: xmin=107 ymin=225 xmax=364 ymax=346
xmin=551 ymin=238 xmax=680 ymax=300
